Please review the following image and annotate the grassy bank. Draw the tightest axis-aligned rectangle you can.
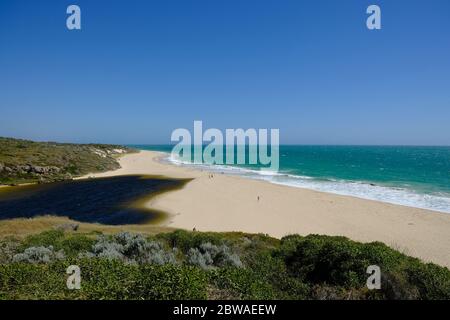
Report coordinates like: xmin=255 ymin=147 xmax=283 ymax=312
xmin=1 ymin=228 xmax=449 ymax=300
xmin=0 ymin=137 xmax=136 ymax=185
xmin=0 ymin=216 xmax=175 ymax=239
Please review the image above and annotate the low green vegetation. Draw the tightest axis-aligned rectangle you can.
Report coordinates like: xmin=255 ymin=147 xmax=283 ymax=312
xmin=1 ymin=229 xmax=449 ymax=300
xmin=0 ymin=137 xmax=135 ymax=185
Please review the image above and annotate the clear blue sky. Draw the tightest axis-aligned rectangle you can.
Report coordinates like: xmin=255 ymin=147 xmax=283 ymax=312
xmin=0 ymin=0 xmax=449 ymax=145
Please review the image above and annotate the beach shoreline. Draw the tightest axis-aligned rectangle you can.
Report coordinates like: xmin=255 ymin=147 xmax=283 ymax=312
xmin=81 ymin=150 xmax=450 ymax=268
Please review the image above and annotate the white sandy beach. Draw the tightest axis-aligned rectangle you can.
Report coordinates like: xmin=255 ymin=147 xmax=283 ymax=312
xmin=82 ymin=150 xmax=450 ymax=268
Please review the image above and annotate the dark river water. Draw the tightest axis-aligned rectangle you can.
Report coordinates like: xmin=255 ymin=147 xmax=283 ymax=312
xmin=0 ymin=175 xmax=189 ymax=225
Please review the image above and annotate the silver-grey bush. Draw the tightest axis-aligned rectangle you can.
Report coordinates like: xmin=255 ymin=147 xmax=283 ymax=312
xmin=187 ymin=242 xmax=242 ymax=270
xmin=12 ymin=245 xmax=65 ymax=264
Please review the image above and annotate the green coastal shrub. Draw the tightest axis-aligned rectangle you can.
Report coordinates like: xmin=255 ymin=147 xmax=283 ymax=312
xmin=280 ymin=235 xmax=402 ymax=287
xmin=78 ymin=259 xmax=207 ymax=300
xmin=19 ymin=229 xmax=65 ymax=249
xmin=157 ymin=229 xmax=226 ymax=253
xmin=59 ymin=235 xmax=95 ymax=257
xmin=278 ymin=234 xmax=450 ymax=299
xmin=209 ymin=267 xmax=276 ymax=299
xmin=0 ymin=261 xmax=78 ymax=299
xmin=1 ymin=230 xmax=449 ymax=300
xmin=0 ymin=260 xmax=207 ymax=300
xmin=404 ymin=262 xmax=450 ymax=299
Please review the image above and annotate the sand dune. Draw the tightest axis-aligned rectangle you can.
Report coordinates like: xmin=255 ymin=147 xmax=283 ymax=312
xmin=81 ymin=150 xmax=450 ymax=268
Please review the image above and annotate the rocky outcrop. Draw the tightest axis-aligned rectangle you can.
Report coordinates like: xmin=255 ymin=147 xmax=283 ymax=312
xmin=1 ymin=162 xmax=72 ymax=185
xmin=1 ymin=165 xmax=61 ymax=175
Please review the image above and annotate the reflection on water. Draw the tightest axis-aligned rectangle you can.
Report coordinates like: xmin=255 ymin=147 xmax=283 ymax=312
xmin=0 ymin=175 xmax=189 ymax=225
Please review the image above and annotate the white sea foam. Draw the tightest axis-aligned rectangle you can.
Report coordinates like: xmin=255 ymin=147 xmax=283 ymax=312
xmin=165 ymin=153 xmax=450 ymax=214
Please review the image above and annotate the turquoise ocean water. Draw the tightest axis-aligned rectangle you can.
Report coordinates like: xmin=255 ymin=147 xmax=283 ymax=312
xmin=132 ymin=145 xmax=450 ymax=213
